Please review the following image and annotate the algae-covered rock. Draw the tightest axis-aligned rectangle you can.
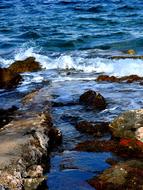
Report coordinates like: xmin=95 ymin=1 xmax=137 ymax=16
xmin=109 ymin=109 xmax=143 ymax=141
xmin=88 ymin=160 xmax=143 ymax=190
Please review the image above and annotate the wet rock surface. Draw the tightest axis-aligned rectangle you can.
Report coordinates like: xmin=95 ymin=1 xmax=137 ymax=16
xmin=109 ymin=109 xmax=143 ymax=141
xmin=88 ymin=160 xmax=143 ymax=190
xmin=0 ymin=68 xmax=22 ymax=89
xmin=97 ymin=74 xmax=143 ymax=83
xmin=75 ymin=121 xmax=109 ymax=137
xmin=8 ymin=57 xmax=42 ymax=73
xmin=0 ymin=88 xmax=61 ymax=190
xmin=75 ymin=139 xmax=143 ymax=158
xmin=79 ymin=90 xmax=107 ymax=110
xmin=74 ymin=109 xmax=143 ymax=189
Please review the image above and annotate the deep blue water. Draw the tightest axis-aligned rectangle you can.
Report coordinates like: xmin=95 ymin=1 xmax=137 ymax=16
xmin=0 ymin=0 xmax=143 ymax=56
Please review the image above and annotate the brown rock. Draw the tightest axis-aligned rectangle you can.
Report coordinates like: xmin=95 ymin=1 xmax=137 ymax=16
xmin=9 ymin=57 xmax=42 ymax=73
xmin=96 ymin=75 xmax=120 ymax=83
xmin=120 ymin=75 xmax=143 ymax=83
xmin=75 ymin=121 xmax=109 ymax=137
xmin=97 ymin=74 xmax=143 ymax=83
xmin=0 ymin=68 xmax=22 ymax=89
xmin=79 ymin=90 xmax=107 ymax=110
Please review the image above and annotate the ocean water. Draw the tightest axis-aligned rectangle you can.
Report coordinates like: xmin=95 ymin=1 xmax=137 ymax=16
xmin=1 ymin=1 xmax=143 ymax=190
xmin=1 ymin=0 xmax=143 ymax=79
xmin=0 ymin=0 xmax=143 ymax=53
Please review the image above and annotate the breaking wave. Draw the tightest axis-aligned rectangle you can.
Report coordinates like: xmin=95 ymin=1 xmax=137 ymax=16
xmin=1 ymin=47 xmax=143 ymax=77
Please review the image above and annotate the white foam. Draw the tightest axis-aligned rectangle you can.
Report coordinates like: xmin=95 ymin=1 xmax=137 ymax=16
xmin=95 ymin=58 xmax=143 ymax=77
xmin=1 ymin=47 xmax=143 ymax=77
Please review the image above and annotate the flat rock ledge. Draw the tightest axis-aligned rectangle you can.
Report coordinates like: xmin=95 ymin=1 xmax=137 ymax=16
xmin=0 ymin=88 xmax=62 ymax=190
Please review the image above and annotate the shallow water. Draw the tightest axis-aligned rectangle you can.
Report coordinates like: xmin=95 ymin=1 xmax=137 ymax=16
xmin=0 ymin=0 xmax=143 ymax=189
xmin=43 ymin=76 xmax=142 ymax=189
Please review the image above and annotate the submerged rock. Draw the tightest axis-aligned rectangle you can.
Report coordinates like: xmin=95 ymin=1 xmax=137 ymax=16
xmin=109 ymin=109 xmax=143 ymax=142
xmin=0 ymin=68 xmax=22 ymax=89
xmin=9 ymin=57 xmax=42 ymax=73
xmin=88 ymin=160 xmax=143 ymax=190
xmin=75 ymin=121 xmax=109 ymax=137
xmin=79 ymin=90 xmax=107 ymax=110
xmin=97 ymin=74 xmax=143 ymax=83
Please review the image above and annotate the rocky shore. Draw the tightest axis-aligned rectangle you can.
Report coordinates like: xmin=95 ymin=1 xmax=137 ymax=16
xmin=0 ymin=55 xmax=143 ymax=190
xmin=0 ymin=87 xmax=62 ymax=190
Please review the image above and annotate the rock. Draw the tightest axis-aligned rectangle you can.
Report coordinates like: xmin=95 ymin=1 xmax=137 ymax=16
xmin=0 ymin=87 xmax=61 ymax=190
xmin=110 ymin=55 xmax=143 ymax=59
xmin=88 ymin=160 xmax=143 ymax=190
xmin=79 ymin=90 xmax=107 ymax=110
xmin=0 ymin=68 xmax=22 ymax=89
xmin=75 ymin=139 xmax=143 ymax=158
xmin=106 ymin=158 xmax=118 ymax=166
xmin=97 ymin=75 xmax=120 ymax=83
xmin=124 ymin=49 xmax=136 ymax=55
xmin=8 ymin=57 xmax=42 ymax=73
xmin=26 ymin=165 xmax=43 ymax=178
xmin=75 ymin=121 xmax=109 ymax=137
xmin=48 ymin=127 xmax=62 ymax=147
xmin=75 ymin=140 xmax=116 ymax=152
xmin=109 ymin=109 xmax=143 ymax=141
xmin=0 ymin=106 xmax=18 ymax=128
xmin=96 ymin=74 xmax=143 ymax=83
xmin=24 ymin=177 xmax=46 ymax=190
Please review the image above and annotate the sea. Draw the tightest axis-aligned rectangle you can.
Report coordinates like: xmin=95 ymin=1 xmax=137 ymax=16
xmin=0 ymin=0 xmax=143 ymax=189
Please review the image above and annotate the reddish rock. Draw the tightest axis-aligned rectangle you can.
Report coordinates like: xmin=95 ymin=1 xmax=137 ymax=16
xmin=79 ymin=90 xmax=107 ymax=110
xmin=96 ymin=75 xmax=120 ymax=83
xmin=75 ymin=121 xmax=109 ymax=137
xmin=0 ymin=68 xmax=22 ymax=89
xmin=75 ymin=139 xmax=143 ymax=158
xmin=9 ymin=57 xmax=42 ymax=73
